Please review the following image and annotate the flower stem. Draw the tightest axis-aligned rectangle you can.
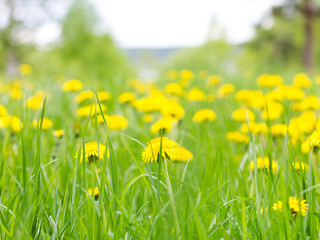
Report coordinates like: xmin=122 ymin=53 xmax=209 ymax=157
xmin=163 ymin=159 xmax=180 ymax=238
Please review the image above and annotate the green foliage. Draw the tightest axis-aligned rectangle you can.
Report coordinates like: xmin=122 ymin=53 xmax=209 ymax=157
xmin=162 ymin=41 xmax=237 ymax=77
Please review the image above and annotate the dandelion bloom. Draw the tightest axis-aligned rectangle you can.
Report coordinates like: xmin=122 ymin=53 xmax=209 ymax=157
xmin=76 ymin=90 xmax=94 ymax=103
xmin=0 ymin=115 xmax=11 ymax=128
xmin=26 ymin=96 xmax=43 ymax=110
xmin=161 ymin=102 xmax=185 ymax=120
xmin=0 ymin=105 xmax=7 ymax=116
xmin=271 ymin=124 xmax=287 ymax=137
xmin=53 ymin=129 xmax=65 ymax=138
xmin=118 ymin=92 xmax=136 ymax=104
xmin=10 ymin=88 xmax=23 ymax=99
xmin=249 ymin=157 xmax=278 ymax=172
xmin=218 ymin=84 xmax=235 ymax=97
xmin=11 ymin=116 xmax=23 ymax=133
xmin=98 ymin=115 xmax=128 ymax=130
xmin=232 ymin=108 xmax=255 ymax=122
xmin=193 ymin=109 xmax=216 ymax=123
xmin=273 ymin=197 xmax=308 ymax=217
xmin=87 ymin=187 xmax=99 ymax=200
xmin=97 ymin=91 xmax=112 ymax=101
xmin=262 ymin=101 xmax=283 ymax=120
xmin=77 ymin=142 xmax=108 ymax=164
xmin=142 ymin=137 xmax=193 ymax=162
xmin=164 ymin=83 xmax=184 ymax=96
xmin=293 ymin=73 xmax=312 ymax=88
xmin=19 ymin=64 xmax=32 ymax=75
xmin=284 ymin=87 xmax=305 ymax=101
xmin=309 ymin=130 xmax=320 ymax=147
xmin=187 ymin=88 xmax=205 ymax=101
xmin=77 ymin=104 xmax=106 ymax=118
xmin=180 ymin=69 xmax=194 ymax=80
xmin=292 ymin=162 xmax=308 ymax=171
xmin=151 ymin=116 xmax=175 ymax=134
xmin=62 ymin=79 xmax=83 ymax=92
xmin=135 ymin=96 xmax=164 ymax=113
xmin=294 ymin=96 xmax=320 ymax=111
xmin=241 ymin=122 xmax=267 ymax=135
xmin=226 ymin=131 xmax=249 ymax=144
xmin=32 ymin=118 xmax=53 ymax=130
xmin=257 ymin=74 xmax=283 ymax=87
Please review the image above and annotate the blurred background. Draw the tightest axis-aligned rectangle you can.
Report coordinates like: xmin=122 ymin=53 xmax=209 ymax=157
xmin=0 ymin=0 xmax=320 ymax=82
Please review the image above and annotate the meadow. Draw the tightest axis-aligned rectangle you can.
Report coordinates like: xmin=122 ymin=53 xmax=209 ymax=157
xmin=0 ymin=66 xmax=319 ymax=239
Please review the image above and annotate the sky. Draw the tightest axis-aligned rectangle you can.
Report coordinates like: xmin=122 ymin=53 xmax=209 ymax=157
xmin=1 ymin=0 xmax=283 ymax=48
xmin=92 ymin=0 xmax=283 ymax=48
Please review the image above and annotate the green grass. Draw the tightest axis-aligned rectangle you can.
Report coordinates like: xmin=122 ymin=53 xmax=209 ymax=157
xmin=0 ymin=71 xmax=319 ymax=239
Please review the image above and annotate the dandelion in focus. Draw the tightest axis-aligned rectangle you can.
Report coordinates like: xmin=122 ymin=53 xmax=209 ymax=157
xmin=77 ymin=142 xmax=108 ymax=164
xmin=142 ymin=137 xmax=193 ymax=162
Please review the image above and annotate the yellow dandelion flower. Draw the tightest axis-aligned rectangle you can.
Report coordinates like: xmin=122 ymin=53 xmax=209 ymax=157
xmin=164 ymin=83 xmax=184 ymax=96
xmin=218 ymin=84 xmax=235 ymax=97
xmin=0 ymin=105 xmax=7 ymax=116
xmin=271 ymin=124 xmax=287 ymax=137
xmin=142 ymin=137 xmax=193 ymax=162
xmin=97 ymin=91 xmax=112 ymax=101
xmin=26 ymin=96 xmax=43 ymax=110
xmin=249 ymin=157 xmax=278 ymax=172
xmin=193 ymin=109 xmax=216 ymax=123
xmin=257 ymin=74 xmax=283 ymax=87
xmin=62 ymin=79 xmax=83 ymax=92
xmin=273 ymin=197 xmax=308 ymax=218
xmin=135 ymin=95 xmax=165 ymax=113
xmin=151 ymin=116 xmax=175 ymax=134
xmin=19 ymin=64 xmax=32 ymax=75
xmin=161 ymin=102 xmax=185 ymax=120
xmin=226 ymin=131 xmax=249 ymax=144
xmin=293 ymin=73 xmax=312 ymax=88
xmin=262 ymin=101 xmax=283 ymax=120
xmin=10 ymin=88 xmax=23 ymax=99
xmin=118 ymin=92 xmax=136 ymax=104
xmin=187 ymin=88 xmax=205 ymax=101
xmin=77 ymin=142 xmax=108 ymax=164
xmin=309 ymin=130 xmax=320 ymax=147
xmin=87 ymin=187 xmax=99 ymax=200
xmin=292 ymin=162 xmax=308 ymax=171
xmin=105 ymin=115 xmax=128 ymax=130
xmin=232 ymin=108 xmax=255 ymax=122
xmin=295 ymin=96 xmax=320 ymax=111
xmin=0 ymin=115 xmax=12 ymax=128
xmin=76 ymin=90 xmax=94 ymax=103
xmin=241 ymin=122 xmax=267 ymax=135
xmin=288 ymin=197 xmax=308 ymax=217
xmin=272 ymin=201 xmax=283 ymax=212
xmin=32 ymin=118 xmax=53 ymax=130
xmin=53 ymin=129 xmax=65 ymax=138
xmin=180 ymin=69 xmax=194 ymax=80
xmin=301 ymin=137 xmax=311 ymax=154
xmin=11 ymin=115 xmax=23 ymax=133
xmin=77 ymin=104 xmax=106 ymax=118
xmin=285 ymin=87 xmax=305 ymax=101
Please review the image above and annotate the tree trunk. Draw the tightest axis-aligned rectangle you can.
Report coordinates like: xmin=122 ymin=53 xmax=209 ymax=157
xmin=303 ymin=0 xmax=314 ymax=71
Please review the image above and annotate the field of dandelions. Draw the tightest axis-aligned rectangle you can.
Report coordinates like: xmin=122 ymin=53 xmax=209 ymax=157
xmin=0 ymin=65 xmax=320 ymax=239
